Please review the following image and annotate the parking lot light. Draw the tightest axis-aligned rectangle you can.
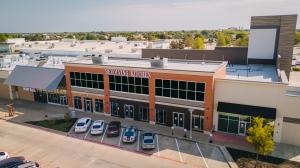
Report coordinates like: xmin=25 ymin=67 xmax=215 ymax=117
xmin=183 ymin=129 xmax=187 ymax=138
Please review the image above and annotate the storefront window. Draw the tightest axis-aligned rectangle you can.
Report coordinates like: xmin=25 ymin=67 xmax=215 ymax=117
xmin=155 ymin=79 xmax=205 ymax=102
xmin=109 ymin=75 xmax=149 ymax=95
xmin=139 ymin=106 xmax=149 ymax=121
xmin=111 ymin=102 xmax=120 ymax=116
xmin=156 ymin=109 xmax=166 ymax=124
xmin=74 ymin=96 xmax=82 ymax=110
xmin=70 ymin=72 xmax=104 ymax=89
xmin=95 ymin=99 xmax=104 ymax=113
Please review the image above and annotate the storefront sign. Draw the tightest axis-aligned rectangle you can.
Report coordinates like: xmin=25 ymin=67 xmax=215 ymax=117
xmin=105 ymin=69 xmax=151 ymax=78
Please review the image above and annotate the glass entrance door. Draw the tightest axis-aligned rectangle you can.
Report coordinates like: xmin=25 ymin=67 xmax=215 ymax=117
xmin=193 ymin=115 xmax=204 ymax=131
xmin=95 ymin=99 xmax=103 ymax=113
xmin=173 ymin=112 xmax=184 ymax=128
xmin=84 ymin=98 xmax=93 ymax=112
xmin=111 ymin=102 xmax=120 ymax=116
xmin=124 ymin=104 xmax=134 ymax=119
xmin=238 ymin=121 xmax=247 ymax=135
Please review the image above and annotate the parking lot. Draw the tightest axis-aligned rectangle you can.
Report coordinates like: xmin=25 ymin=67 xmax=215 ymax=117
xmin=67 ymin=119 xmax=230 ymax=168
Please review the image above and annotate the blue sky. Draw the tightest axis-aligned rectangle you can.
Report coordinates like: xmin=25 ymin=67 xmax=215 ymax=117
xmin=0 ymin=0 xmax=299 ymax=33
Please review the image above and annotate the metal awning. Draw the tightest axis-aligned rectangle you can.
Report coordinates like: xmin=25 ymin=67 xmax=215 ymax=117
xmin=4 ymin=65 xmax=65 ymax=90
xmin=217 ymin=102 xmax=276 ymax=119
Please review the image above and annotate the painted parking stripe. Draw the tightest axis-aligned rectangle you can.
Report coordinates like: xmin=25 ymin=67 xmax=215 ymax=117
xmin=118 ymin=128 xmax=124 ymax=146
xmin=137 ymin=131 xmax=140 ymax=151
xmin=84 ymin=121 xmax=93 ymax=140
xmin=156 ymin=134 xmax=160 ymax=156
xmin=196 ymin=143 xmax=209 ymax=168
xmin=175 ymin=138 xmax=183 ymax=162
xmin=101 ymin=125 xmax=108 ymax=143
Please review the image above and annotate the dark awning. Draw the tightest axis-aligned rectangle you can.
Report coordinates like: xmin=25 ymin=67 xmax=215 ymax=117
xmin=217 ymin=102 xmax=276 ymax=119
xmin=4 ymin=65 xmax=65 ymax=90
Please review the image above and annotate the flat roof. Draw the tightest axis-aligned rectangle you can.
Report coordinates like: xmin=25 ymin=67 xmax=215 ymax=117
xmin=66 ymin=57 xmax=227 ymax=73
xmin=226 ymin=64 xmax=279 ymax=82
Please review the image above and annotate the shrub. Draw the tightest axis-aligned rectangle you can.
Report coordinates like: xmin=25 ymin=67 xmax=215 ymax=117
xmin=292 ymin=66 xmax=300 ymax=71
xmin=64 ymin=112 xmax=70 ymax=123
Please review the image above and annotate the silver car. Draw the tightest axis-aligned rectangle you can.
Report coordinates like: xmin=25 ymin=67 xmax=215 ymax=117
xmin=141 ymin=132 xmax=156 ymax=149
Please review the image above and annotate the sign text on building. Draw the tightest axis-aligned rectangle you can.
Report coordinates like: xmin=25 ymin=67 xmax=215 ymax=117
xmin=105 ymin=69 xmax=151 ymax=78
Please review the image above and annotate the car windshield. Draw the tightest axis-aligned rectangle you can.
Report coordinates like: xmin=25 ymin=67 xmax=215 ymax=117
xmin=76 ymin=122 xmax=85 ymax=127
xmin=93 ymin=125 xmax=101 ymax=129
xmin=143 ymin=136 xmax=154 ymax=143
xmin=124 ymin=131 xmax=134 ymax=136
xmin=0 ymin=152 xmax=5 ymax=155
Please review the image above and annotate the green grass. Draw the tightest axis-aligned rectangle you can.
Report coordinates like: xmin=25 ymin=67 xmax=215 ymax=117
xmin=26 ymin=118 xmax=77 ymax=132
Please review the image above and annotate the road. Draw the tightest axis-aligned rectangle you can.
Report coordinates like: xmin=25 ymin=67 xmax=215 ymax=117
xmin=0 ymin=120 xmax=187 ymax=168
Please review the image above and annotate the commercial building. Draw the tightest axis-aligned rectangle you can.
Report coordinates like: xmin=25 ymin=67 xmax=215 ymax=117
xmin=64 ymin=56 xmax=227 ymax=132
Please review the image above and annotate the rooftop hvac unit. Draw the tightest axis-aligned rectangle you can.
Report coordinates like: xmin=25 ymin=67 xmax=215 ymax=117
xmin=92 ymin=55 xmax=108 ymax=64
xmin=150 ymin=57 xmax=168 ymax=68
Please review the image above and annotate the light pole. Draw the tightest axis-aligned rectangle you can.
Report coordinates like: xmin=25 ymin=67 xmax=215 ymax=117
xmin=188 ymin=108 xmax=194 ymax=139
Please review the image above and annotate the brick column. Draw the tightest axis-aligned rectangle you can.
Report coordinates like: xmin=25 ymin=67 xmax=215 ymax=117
xmin=64 ymin=67 xmax=74 ymax=108
xmin=203 ymin=80 xmax=213 ymax=134
xmin=149 ymin=76 xmax=156 ymax=124
xmin=103 ymin=73 xmax=111 ymax=114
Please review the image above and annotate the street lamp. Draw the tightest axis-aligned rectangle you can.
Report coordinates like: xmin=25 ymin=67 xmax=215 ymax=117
xmin=171 ymin=126 xmax=174 ymax=135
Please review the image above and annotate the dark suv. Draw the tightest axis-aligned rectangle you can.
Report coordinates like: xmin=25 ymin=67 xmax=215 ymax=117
xmin=106 ymin=121 xmax=121 ymax=137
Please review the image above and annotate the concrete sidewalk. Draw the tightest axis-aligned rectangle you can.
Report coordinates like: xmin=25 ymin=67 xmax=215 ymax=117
xmin=0 ymin=98 xmax=300 ymax=163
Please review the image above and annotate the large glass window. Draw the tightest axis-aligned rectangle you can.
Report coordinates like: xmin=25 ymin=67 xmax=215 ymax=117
xmin=156 ymin=109 xmax=166 ymax=124
xmin=109 ymin=75 xmax=149 ymax=95
xmin=139 ymin=106 xmax=149 ymax=121
xmin=74 ymin=96 xmax=82 ymax=110
xmin=155 ymin=79 xmax=205 ymax=102
xmin=70 ymin=72 xmax=104 ymax=89
xmin=94 ymin=99 xmax=103 ymax=113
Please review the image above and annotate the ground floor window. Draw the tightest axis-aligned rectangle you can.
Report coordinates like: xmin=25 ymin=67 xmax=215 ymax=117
xmin=48 ymin=93 xmax=67 ymax=105
xmin=111 ymin=102 xmax=120 ymax=116
xmin=156 ymin=109 xmax=166 ymax=124
xmin=74 ymin=96 xmax=82 ymax=110
xmin=218 ymin=112 xmax=254 ymax=135
xmin=124 ymin=104 xmax=134 ymax=119
xmin=192 ymin=114 xmax=204 ymax=131
xmin=83 ymin=97 xmax=93 ymax=112
xmin=94 ymin=99 xmax=103 ymax=113
xmin=139 ymin=106 xmax=149 ymax=121
xmin=34 ymin=90 xmax=48 ymax=103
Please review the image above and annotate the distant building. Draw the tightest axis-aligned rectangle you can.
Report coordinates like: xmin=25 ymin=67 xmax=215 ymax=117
xmin=6 ymin=38 xmax=25 ymax=45
xmin=111 ymin=36 xmax=127 ymax=42
xmin=0 ymin=43 xmax=15 ymax=54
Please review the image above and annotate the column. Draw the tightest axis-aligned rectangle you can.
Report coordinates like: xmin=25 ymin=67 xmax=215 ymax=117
xmin=149 ymin=76 xmax=155 ymax=124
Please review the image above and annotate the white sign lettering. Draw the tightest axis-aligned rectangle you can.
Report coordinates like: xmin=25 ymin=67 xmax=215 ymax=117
xmin=105 ymin=69 xmax=151 ymax=78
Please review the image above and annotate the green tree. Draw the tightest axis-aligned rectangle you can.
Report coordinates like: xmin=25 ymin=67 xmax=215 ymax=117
xmin=183 ymin=35 xmax=193 ymax=47
xmin=295 ymin=32 xmax=300 ymax=45
xmin=86 ymin=33 xmax=97 ymax=40
xmin=192 ymin=37 xmax=205 ymax=49
xmin=170 ymin=40 xmax=184 ymax=49
xmin=236 ymin=35 xmax=249 ymax=46
xmin=224 ymin=35 xmax=232 ymax=45
xmin=246 ymin=117 xmax=274 ymax=163
xmin=216 ymin=32 xmax=226 ymax=46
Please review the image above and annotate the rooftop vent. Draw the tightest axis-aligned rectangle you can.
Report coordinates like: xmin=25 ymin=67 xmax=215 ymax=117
xmin=150 ymin=56 xmax=168 ymax=68
xmin=92 ymin=55 xmax=108 ymax=64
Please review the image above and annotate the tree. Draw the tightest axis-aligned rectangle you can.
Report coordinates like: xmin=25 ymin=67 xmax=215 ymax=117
xmin=246 ymin=117 xmax=274 ymax=165
xmin=86 ymin=33 xmax=97 ymax=40
xmin=216 ymin=32 xmax=226 ymax=46
xmin=224 ymin=35 xmax=232 ymax=45
xmin=192 ymin=37 xmax=205 ymax=49
xmin=183 ymin=35 xmax=193 ymax=47
xmin=295 ymin=32 xmax=300 ymax=45
xmin=236 ymin=35 xmax=249 ymax=46
xmin=170 ymin=40 xmax=184 ymax=49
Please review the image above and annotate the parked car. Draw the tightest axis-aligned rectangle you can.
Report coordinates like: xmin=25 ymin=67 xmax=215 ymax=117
xmin=122 ymin=126 xmax=138 ymax=143
xmin=141 ymin=132 xmax=156 ymax=150
xmin=0 ymin=156 xmax=39 ymax=168
xmin=75 ymin=117 xmax=92 ymax=133
xmin=90 ymin=120 xmax=105 ymax=135
xmin=0 ymin=151 xmax=9 ymax=161
xmin=106 ymin=121 xmax=121 ymax=137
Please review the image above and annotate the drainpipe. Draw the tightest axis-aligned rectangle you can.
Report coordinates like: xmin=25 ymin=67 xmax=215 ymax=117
xmin=188 ymin=108 xmax=194 ymax=139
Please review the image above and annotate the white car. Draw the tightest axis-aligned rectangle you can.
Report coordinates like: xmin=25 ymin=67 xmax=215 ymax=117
xmin=75 ymin=117 xmax=92 ymax=133
xmin=0 ymin=152 xmax=9 ymax=161
xmin=90 ymin=120 xmax=105 ymax=135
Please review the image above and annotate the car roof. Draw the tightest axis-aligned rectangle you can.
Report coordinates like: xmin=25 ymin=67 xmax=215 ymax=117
xmin=93 ymin=120 xmax=103 ymax=125
xmin=78 ymin=117 xmax=91 ymax=122
xmin=143 ymin=132 xmax=154 ymax=136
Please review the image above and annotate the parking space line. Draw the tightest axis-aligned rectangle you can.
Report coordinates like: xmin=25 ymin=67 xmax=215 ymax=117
xmin=137 ymin=131 xmax=140 ymax=151
xmin=175 ymin=138 xmax=183 ymax=162
xmin=84 ymin=121 xmax=93 ymax=140
xmin=118 ymin=128 xmax=124 ymax=146
xmin=196 ymin=143 xmax=209 ymax=168
xmin=156 ymin=134 xmax=160 ymax=156
xmin=101 ymin=125 xmax=108 ymax=143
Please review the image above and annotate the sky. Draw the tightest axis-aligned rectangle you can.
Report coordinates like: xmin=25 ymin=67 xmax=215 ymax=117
xmin=0 ymin=0 xmax=299 ymax=33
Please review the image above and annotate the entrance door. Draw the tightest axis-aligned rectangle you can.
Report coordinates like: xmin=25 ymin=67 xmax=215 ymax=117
xmin=84 ymin=98 xmax=93 ymax=112
xmin=124 ymin=104 xmax=134 ymax=119
xmin=238 ymin=121 xmax=247 ymax=135
xmin=173 ymin=112 xmax=184 ymax=128
xmin=193 ymin=115 xmax=204 ymax=131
